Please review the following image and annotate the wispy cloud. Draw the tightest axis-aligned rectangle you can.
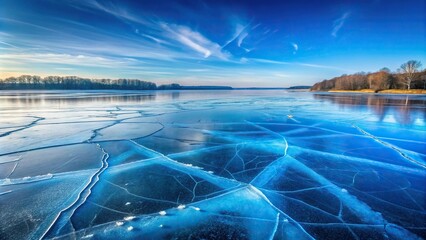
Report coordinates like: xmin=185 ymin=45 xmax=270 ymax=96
xmin=237 ymin=32 xmax=249 ymax=47
xmin=66 ymin=0 xmax=154 ymax=27
xmin=274 ymin=73 xmax=291 ymax=78
xmin=250 ymin=58 xmax=351 ymax=71
xmin=60 ymin=0 xmax=232 ymax=61
xmin=291 ymin=42 xmax=298 ymax=54
xmin=0 ymin=15 xmax=229 ymax=63
xmin=251 ymin=58 xmax=292 ymax=65
xmin=55 ymin=67 xmax=75 ymax=71
xmin=332 ymin=12 xmax=350 ymax=37
xmin=0 ymin=53 xmax=139 ymax=68
xmin=222 ymin=23 xmax=250 ymax=49
xmin=161 ymin=23 xmax=230 ymax=60
xmin=186 ymin=69 xmax=211 ymax=72
xmin=291 ymin=42 xmax=298 ymax=51
xmin=297 ymin=62 xmax=349 ymax=71
xmin=135 ymin=29 xmax=165 ymax=44
xmin=0 ymin=41 xmax=18 ymax=48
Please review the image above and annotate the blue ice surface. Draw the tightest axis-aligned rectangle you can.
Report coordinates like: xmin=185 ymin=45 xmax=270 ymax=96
xmin=0 ymin=90 xmax=425 ymax=240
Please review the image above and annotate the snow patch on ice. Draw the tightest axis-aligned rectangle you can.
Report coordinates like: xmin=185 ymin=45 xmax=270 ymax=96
xmin=191 ymin=206 xmax=201 ymax=211
xmin=124 ymin=216 xmax=135 ymax=221
xmin=177 ymin=204 xmax=186 ymax=209
xmin=0 ymin=173 xmax=53 ymax=186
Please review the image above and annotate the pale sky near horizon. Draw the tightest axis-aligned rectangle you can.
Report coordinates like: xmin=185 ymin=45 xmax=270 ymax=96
xmin=0 ymin=0 xmax=425 ymax=87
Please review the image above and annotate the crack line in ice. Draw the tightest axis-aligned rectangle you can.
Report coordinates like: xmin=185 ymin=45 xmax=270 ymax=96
xmin=290 ymin=146 xmax=426 ymax=176
xmin=403 ymin=190 xmax=425 ymax=212
xmin=284 ymin=155 xmax=421 ymax=239
xmin=104 ymin=180 xmax=178 ymax=205
xmin=341 ymin=184 xmax=426 ymax=214
xmin=0 ymin=139 xmax=139 ymax=157
xmin=0 ymin=190 xmax=13 ymax=196
xmin=243 ymin=121 xmax=292 ymax=187
xmin=207 ymin=212 xmax=278 ymax=222
xmin=249 ymin=121 xmax=362 ymax=137
xmin=0 ymin=155 xmax=22 ymax=164
xmin=6 ymin=161 xmax=19 ymax=178
xmin=173 ymin=176 xmax=195 ymax=196
xmin=300 ymin=222 xmax=389 ymax=227
xmin=167 ymin=143 xmax=239 ymax=159
xmin=269 ymin=213 xmax=280 ymax=240
xmin=41 ymin=144 xmax=110 ymax=238
xmin=265 ymin=191 xmax=348 ymax=219
xmin=86 ymin=200 xmax=131 ymax=215
xmin=0 ymin=116 xmax=45 ymax=137
xmin=219 ymin=143 xmax=246 ymax=176
xmin=250 ymin=156 xmax=289 ymax=187
xmin=126 ymin=140 xmax=242 ymax=189
xmin=248 ymin=185 xmax=315 ymax=240
xmin=273 ymin=185 xmax=334 ymax=194
xmin=188 ymin=174 xmax=199 ymax=202
xmin=244 ymin=121 xmax=288 ymax=155
xmin=0 ymin=139 xmax=99 ymax=156
xmin=353 ymin=124 xmax=426 ymax=169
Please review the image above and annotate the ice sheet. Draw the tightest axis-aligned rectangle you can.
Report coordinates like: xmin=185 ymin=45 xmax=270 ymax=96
xmin=0 ymin=90 xmax=425 ymax=239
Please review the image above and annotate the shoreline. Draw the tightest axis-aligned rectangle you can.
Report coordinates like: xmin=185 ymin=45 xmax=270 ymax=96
xmin=314 ymin=89 xmax=426 ymax=95
xmin=0 ymin=88 xmax=306 ymax=92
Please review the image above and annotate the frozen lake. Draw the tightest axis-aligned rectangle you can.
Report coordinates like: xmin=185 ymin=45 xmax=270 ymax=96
xmin=0 ymin=90 xmax=425 ymax=239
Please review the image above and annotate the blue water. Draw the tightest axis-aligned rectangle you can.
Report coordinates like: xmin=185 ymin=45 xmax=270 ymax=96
xmin=0 ymin=90 xmax=425 ymax=239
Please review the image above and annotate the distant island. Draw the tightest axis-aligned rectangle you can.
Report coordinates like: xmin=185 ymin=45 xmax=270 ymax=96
xmin=0 ymin=75 xmax=305 ymax=91
xmin=179 ymin=86 xmax=233 ymax=90
xmin=288 ymin=86 xmax=312 ymax=89
xmin=311 ymin=60 xmax=426 ymax=94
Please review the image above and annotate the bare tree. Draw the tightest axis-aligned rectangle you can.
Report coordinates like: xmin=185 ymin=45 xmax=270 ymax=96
xmin=400 ymin=60 xmax=422 ymax=90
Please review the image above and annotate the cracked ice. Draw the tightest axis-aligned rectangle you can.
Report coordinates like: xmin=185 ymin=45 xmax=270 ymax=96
xmin=0 ymin=91 xmax=425 ymax=240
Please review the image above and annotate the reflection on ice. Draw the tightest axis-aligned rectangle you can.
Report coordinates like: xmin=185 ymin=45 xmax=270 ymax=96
xmin=0 ymin=90 xmax=425 ymax=239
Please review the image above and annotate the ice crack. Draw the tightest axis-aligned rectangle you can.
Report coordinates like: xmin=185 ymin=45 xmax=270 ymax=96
xmin=353 ymin=124 xmax=426 ymax=169
xmin=41 ymin=144 xmax=110 ymax=238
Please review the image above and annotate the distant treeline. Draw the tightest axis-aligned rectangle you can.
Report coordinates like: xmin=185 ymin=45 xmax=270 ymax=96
xmin=0 ymin=75 xmax=236 ymax=90
xmin=288 ymin=86 xmax=311 ymax=89
xmin=311 ymin=60 xmax=426 ymax=91
xmin=0 ymin=75 xmax=159 ymax=90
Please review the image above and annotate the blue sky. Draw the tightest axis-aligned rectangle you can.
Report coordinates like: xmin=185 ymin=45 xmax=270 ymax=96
xmin=0 ymin=0 xmax=425 ymax=87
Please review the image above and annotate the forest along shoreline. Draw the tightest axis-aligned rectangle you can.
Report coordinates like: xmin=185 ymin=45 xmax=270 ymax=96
xmin=310 ymin=60 xmax=426 ymax=94
xmin=327 ymin=89 xmax=426 ymax=94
